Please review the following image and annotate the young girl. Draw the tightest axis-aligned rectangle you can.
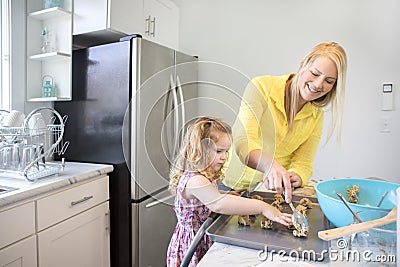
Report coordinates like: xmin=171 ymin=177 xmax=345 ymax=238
xmin=166 ymin=117 xmax=292 ymax=267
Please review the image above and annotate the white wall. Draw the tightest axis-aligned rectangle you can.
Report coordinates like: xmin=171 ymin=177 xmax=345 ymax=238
xmin=179 ymin=0 xmax=400 ymax=183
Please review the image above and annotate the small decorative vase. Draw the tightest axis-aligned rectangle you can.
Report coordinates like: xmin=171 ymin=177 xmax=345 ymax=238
xmin=44 ymin=0 xmax=64 ymax=9
xmin=41 ymin=75 xmax=56 ymax=98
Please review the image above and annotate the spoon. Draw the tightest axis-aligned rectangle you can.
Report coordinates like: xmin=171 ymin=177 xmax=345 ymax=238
xmin=376 ymin=191 xmax=388 ymax=207
xmin=288 ymin=201 xmax=309 ymax=233
xmin=336 ymin=192 xmax=362 ymax=223
xmin=318 ymin=207 xmax=397 ymax=241
xmin=283 ymin=189 xmax=309 ymax=233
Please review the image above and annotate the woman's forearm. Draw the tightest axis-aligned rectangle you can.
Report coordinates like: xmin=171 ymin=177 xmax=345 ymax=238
xmin=245 ymin=149 xmax=274 ymax=173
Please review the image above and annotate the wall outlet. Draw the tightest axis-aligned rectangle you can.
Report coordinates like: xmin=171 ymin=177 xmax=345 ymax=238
xmin=380 ymin=116 xmax=391 ymax=133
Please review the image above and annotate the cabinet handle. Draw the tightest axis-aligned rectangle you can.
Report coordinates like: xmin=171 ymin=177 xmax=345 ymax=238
xmin=145 ymin=15 xmax=151 ymax=35
xmin=70 ymin=195 xmax=93 ymax=206
xmin=150 ymin=17 xmax=156 ymax=37
xmin=105 ymin=210 xmax=110 ymax=232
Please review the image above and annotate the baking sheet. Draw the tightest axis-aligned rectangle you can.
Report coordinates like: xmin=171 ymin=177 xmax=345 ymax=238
xmin=206 ymin=191 xmax=330 ymax=261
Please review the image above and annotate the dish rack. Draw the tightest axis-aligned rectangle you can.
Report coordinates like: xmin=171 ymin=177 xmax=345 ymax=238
xmin=0 ymin=107 xmax=69 ymax=181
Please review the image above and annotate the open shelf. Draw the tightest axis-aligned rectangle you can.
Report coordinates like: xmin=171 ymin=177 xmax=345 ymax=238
xmin=29 ymin=52 xmax=71 ymax=61
xmin=29 ymin=7 xmax=71 ymax=20
xmin=27 ymin=1 xmax=72 ymax=102
xmin=28 ymin=97 xmax=72 ymax=102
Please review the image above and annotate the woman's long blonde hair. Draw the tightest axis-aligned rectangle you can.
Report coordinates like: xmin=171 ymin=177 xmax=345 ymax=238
xmin=169 ymin=117 xmax=232 ymax=194
xmin=285 ymin=42 xmax=347 ymax=142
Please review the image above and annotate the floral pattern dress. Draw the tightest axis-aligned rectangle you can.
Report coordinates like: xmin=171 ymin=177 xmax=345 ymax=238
xmin=166 ymin=172 xmax=213 ymax=267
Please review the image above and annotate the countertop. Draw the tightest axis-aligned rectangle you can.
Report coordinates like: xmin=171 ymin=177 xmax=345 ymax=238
xmin=0 ymin=161 xmax=114 ymax=209
xmin=198 ymin=241 xmax=385 ymax=266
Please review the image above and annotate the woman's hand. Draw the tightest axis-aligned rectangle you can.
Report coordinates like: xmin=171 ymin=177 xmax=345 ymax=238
xmin=288 ymin=172 xmax=302 ymax=188
xmin=262 ymin=159 xmax=293 ymax=202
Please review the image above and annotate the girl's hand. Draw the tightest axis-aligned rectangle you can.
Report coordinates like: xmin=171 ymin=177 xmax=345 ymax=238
xmin=262 ymin=204 xmax=292 ymax=226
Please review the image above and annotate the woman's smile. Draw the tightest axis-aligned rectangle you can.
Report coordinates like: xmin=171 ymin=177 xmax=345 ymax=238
xmin=306 ymin=83 xmax=322 ymax=93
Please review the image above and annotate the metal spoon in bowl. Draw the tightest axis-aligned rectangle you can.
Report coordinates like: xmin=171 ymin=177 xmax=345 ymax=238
xmin=336 ymin=192 xmax=362 ymax=223
xmin=376 ymin=191 xmax=388 ymax=207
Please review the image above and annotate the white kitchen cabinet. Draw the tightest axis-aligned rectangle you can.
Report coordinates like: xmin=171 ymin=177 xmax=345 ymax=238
xmin=0 ymin=202 xmax=36 ymax=267
xmin=0 ymin=235 xmax=37 ymax=267
xmin=73 ymin=0 xmax=179 ymax=49
xmin=36 ymin=175 xmax=110 ymax=267
xmin=36 ymin=174 xmax=109 ymax=231
xmin=26 ymin=0 xmax=73 ymax=101
xmin=38 ymin=202 xmax=110 ymax=267
xmin=143 ymin=0 xmax=179 ymax=49
xmin=73 ymin=0 xmax=143 ymax=37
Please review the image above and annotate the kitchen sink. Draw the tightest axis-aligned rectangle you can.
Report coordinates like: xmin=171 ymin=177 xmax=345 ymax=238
xmin=0 ymin=185 xmax=18 ymax=195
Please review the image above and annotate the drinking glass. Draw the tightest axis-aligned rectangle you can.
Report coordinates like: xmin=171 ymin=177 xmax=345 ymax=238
xmin=21 ymin=145 xmax=36 ymax=170
xmin=352 ymin=210 xmax=397 ymax=266
xmin=2 ymin=145 xmax=13 ymax=170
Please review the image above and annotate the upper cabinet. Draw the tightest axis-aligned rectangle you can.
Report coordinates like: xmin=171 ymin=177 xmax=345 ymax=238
xmin=73 ymin=0 xmax=179 ymax=50
xmin=73 ymin=0 xmax=143 ymax=45
xmin=26 ymin=0 xmax=73 ymax=102
xmin=143 ymin=0 xmax=179 ymax=50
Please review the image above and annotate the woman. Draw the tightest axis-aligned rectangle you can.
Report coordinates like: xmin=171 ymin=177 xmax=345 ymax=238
xmin=222 ymin=42 xmax=347 ymax=203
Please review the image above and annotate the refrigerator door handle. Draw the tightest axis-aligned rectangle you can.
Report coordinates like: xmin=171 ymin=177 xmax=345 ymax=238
xmin=163 ymin=75 xmax=178 ymax=159
xmin=170 ymin=75 xmax=179 ymax=158
xmin=145 ymin=194 xmax=175 ymax=208
xmin=163 ymin=76 xmax=172 ymax=158
xmin=176 ymin=75 xmax=185 ymax=145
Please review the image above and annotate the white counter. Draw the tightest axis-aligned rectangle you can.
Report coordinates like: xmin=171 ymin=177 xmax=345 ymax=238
xmin=0 ymin=161 xmax=114 ymax=208
xmin=198 ymin=241 xmax=386 ymax=266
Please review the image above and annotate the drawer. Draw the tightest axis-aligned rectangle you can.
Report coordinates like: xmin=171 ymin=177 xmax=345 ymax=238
xmin=0 ymin=201 xmax=35 ymax=249
xmin=37 ymin=175 xmax=109 ymax=231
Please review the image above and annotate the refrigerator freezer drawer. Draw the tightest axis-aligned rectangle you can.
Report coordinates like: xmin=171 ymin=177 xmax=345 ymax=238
xmin=131 ymin=189 xmax=176 ymax=267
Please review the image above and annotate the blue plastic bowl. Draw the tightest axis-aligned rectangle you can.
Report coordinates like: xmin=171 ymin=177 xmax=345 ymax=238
xmin=315 ymin=178 xmax=399 ymax=227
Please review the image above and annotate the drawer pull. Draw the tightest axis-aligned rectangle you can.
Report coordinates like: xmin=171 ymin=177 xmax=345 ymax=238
xmin=70 ymin=195 xmax=93 ymax=206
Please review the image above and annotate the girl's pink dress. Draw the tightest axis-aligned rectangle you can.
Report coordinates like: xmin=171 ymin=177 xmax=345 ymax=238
xmin=166 ymin=172 xmax=213 ymax=267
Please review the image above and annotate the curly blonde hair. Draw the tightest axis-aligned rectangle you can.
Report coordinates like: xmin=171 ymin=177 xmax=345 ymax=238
xmin=169 ymin=117 xmax=232 ymax=194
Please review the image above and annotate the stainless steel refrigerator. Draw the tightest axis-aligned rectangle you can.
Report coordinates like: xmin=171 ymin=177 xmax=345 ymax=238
xmin=55 ymin=35 xmax=198 ymax=267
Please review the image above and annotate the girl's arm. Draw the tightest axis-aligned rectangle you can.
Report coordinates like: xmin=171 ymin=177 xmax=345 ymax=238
xmin=218 ymin=188 xmax=246 ymax=196
xmin=185 ymin=174 xmax=291 ymax=226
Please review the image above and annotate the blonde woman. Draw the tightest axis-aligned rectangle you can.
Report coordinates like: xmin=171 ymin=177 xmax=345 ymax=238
xmin=221 ymin=42 xmax=347 ymax=203
xmin=167 ymin=117 xmax=291 ymax=267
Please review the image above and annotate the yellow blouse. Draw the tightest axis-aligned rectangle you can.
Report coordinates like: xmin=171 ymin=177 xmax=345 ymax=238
xmin=223 ymin=74 xmax=324 ymax=190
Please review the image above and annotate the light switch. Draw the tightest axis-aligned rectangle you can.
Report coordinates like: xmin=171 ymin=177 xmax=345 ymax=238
xmin=381 ymin=83 xmax=393 ymax=111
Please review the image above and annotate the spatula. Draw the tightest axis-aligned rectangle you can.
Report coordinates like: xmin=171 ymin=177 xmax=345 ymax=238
xmin=318 ymin=207 xmax=397 ymax=241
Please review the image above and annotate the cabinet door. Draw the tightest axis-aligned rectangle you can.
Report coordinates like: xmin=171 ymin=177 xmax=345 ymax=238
xmin=108 ymin=0 xmax=143 ymax=34
xmin=73 ymin=0 xmax=143 ymax=35
xmin=143 ymin=0 xmax=179 ymax=49
xmin=0 ymin=235 xmax=37 ymax=267
xmin=0 ymin=202 xmax=35 ymax=250
xmin=38 ymin=202 xmax=110 ymax=267
xmin=73 ymin=0 xmax=107 ymax=34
